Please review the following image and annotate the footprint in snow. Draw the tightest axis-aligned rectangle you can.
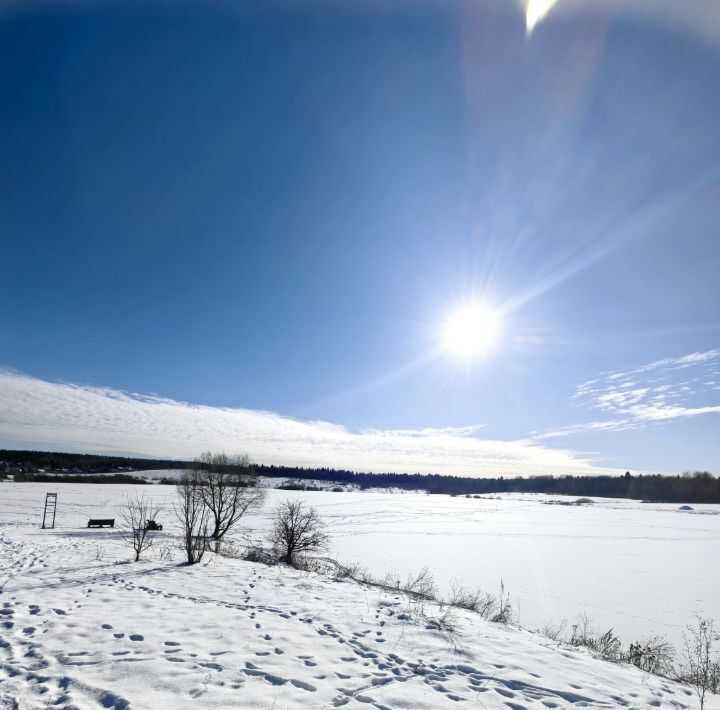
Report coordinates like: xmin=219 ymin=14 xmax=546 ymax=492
xmin=290 ymin=679 xmax=316 ymax=692
xmin=129 ymin=634 xmax=144 ymax=642
xmin=199 ymin=662 xmax=222 ymax=671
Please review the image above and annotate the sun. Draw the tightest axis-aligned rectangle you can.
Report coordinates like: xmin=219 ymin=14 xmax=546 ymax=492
xmin=525 ymin=0 xmax=559 ymax=34
xmin=442 ymin=303 xmax=501 ymax=359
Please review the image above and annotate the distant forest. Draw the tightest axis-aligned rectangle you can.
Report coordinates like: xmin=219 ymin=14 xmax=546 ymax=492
xmin=255 ymin=465 xmax=720 ymax=504
xmin=0 ymin=449 xmax=183 ymax=473
xmin=2 ymin=449 xmax=719 ymax=503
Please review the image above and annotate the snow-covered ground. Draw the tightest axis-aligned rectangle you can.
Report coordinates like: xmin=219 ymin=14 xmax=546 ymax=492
xmin=2 ymin=483 xmax=718 ymax=709
xmin=2 ymin=482 xmax=719 ymax=648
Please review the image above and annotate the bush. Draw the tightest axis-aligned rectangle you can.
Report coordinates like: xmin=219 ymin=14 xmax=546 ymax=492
xmin=570 ymin=614 xmax=621 ymax=661
xmin=269 ymin=498 xmax=330 ymax=566
xmin=625 ymin=637 xmax=675 ymax=676
xmin=447 ymin=579 xmax=484 ymax=612
xmin=678 ymin=616 xmax=720 ymax=709
xmin=119 ymin=493 xmax=162 ymax=562
xmin=491 ymin=579 xmax=514 ymax=624
xmin=383 ymin=568 xmax=437 ymax=601
xmin=540 ymin=619 xmax=568 ymax=642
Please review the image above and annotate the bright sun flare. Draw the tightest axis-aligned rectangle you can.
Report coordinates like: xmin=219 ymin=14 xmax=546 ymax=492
xmin=442 ymin=303 xmax=501 ymax=359
xmin=525 ymin=0 xmax=559 ymax=34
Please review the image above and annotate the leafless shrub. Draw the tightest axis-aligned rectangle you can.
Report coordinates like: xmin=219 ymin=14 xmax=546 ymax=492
xmin=425 ymin=604 xmax=460 ymax=647
xmin=570 ymin=613 xmax=621 ymax=661
xmin=335 ymin=562 xmax=515 ymax=629
xmin=291 ymin=555 xmax=331 ymax=574
xmin=595 ymin=629 xmax=623 ymax=661
xmin=678 ymin=616 xmax=720 ymax=709
xmin=536 ymin=612 xmax=720 ymax=695
xmin=337 ymin=561 xmax=396 ymax=591
xmin=243 ymin=546 xmax=278 ymax=565
xmin=541 ymin=618 xmax=568 ymax=642
xmin=475 ymin=591 xmax=501 ymax=620
xmin=192 ymin=452 xmax=266 ymax=546
xmin=570 ymin=612 xmax=595 ymax=646
xmin=491 ymin=579 xmax=515 ymax=624
xmin=157 ymin=542 xmax=175 ymax=562
xmin=175 ymin=471 xmax=209 ymax=565
xmin=119 ymin=493 xmax=162 ymax=562
xmin=336 ymin=561 xmax=366 ymax=581
xmin=447 ymin=579 xmax=483 ymax=612
xmin=445 ymin=578 xmax=506 ymax=622
xmin=214 ymin=539 xmax=278 ymax=566
xmin=386 ymin=567 xmax=437 ymax=601
xmin=94 ymin=546 xmax=104 ymax=562
xmin=269 ymin=498 xmax=330 ymax=566
xmin=624 ymin=636 xmax=675 ymax=676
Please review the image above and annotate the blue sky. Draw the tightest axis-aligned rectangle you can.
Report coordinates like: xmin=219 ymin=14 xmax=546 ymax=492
xmin=1 ymin=0 xmax=719 ymax=475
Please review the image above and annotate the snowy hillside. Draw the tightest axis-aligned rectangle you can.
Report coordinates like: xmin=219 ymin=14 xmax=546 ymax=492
xmin=1 ymin=488 xmax=717 ymax=708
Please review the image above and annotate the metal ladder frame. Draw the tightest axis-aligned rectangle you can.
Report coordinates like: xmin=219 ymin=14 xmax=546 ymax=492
xmin=42 ymin=492 xmax=57 ymax=529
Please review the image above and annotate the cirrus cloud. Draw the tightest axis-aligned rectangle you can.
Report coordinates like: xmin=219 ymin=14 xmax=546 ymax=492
xmin=534 ymin=349 xmax=720 ymax=440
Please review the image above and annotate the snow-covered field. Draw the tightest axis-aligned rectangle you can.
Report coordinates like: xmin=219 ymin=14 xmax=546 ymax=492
xmin=3 ymin=482 xmax=719 ymax=646
xmin=1 ymin=482 xmax=719 ymax=709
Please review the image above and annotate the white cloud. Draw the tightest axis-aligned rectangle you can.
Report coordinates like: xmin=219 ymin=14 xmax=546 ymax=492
xmin=536 ymin=349 xmax=720 ymax=439
xmin=0 ymin=369 xmax=618 ymax=477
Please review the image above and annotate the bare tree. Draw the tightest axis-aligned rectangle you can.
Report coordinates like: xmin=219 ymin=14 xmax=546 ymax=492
xmin=120 ymin=493 xmax=162 ymax=562
xmin=192 ymin=452 xmax=266 ymax=546
xmin=269 ymin=498 xmax=329 ymax=566
xmin=174 ymin=470 xmax=209 ymax=565
xmin=680 ymin=616 xmax=720 ymax=709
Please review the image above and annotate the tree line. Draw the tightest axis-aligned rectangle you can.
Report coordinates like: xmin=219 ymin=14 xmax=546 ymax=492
xmin=2 ymin=449 xmax=718 ymax=503
xmin=0 ymin=449 xmax=181 ymax=473
xmin=255 ymin=466 xmax=720 ymax=503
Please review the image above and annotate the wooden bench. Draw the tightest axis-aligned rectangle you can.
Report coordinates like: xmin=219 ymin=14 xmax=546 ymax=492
xmin=144 ymin=520 xmax=163 ymax=531
xmin=87 ymin=518 xmax=115 ymax=528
